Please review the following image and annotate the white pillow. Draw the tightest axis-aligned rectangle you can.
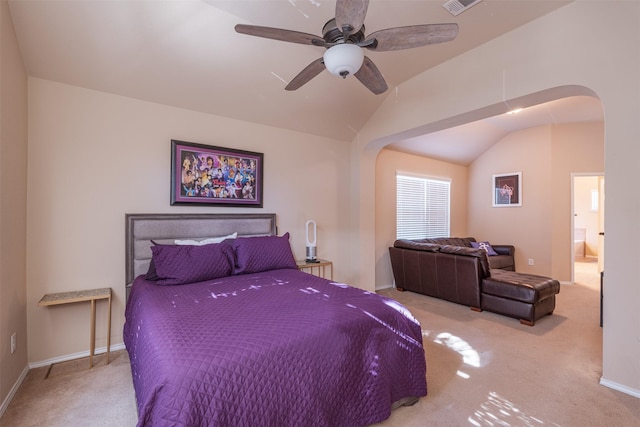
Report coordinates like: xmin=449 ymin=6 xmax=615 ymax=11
xmin=174 ymin=232 xmax=237 ymax=246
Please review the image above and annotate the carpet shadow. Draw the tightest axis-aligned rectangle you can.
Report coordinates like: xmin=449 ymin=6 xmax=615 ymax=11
xmin=381 ymin=288 xmax=568 ymax=337
xmin=422 ymin=338 xmax=463 ymax=398
xmin=45 ymin=351 xmax=126 ymax=379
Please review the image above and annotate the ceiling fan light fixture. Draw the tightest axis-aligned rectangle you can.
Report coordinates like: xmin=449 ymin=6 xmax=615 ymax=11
xmin=236 ymin=0 xmax=458 ymax=92
xmin=323 ymin=44 xmax=364 ymax=78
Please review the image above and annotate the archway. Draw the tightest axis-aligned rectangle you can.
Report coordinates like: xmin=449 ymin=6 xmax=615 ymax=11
xmin=362 ymin=86 xmax=604 ymax=291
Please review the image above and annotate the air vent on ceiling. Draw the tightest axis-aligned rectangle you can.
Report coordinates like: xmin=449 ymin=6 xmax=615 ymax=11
xmin=443 ymin=0 xmax=483 ymax=16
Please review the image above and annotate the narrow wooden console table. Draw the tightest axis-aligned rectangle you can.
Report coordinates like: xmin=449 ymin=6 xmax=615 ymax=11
xmin=38 ymin=287 xmax=112 ymax=368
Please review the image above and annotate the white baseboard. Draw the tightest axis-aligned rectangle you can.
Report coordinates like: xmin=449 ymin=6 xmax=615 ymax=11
xmin=375 ymin=283 xmax=395 ymax=291
xmin=29 ymin=342 xmax=126 ymax=369
xmin=600 ymin=377 xmax=640 ymax=399
xmin=0 ymin=365 xmax=29 ymax=418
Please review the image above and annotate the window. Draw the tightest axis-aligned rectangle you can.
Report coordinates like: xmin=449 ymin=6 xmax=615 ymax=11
xmin=396 ymin=173 xmax=450 ymax=239
xmin=591 ymin=189 xmax=599 ymax=211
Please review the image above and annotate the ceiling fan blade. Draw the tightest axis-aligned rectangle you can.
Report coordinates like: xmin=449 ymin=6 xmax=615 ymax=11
xmin=235 ymin=24 xmax=321 ymax=46
xmin=354 ymin=56 xmax=388 ymax=95
xmin=285 ymin=58 xmax=326 ymax=91
xmin=335 ymin=0 xmax=369 ymax=38
xmin=364 ymin=23 xmax=459 ymax=52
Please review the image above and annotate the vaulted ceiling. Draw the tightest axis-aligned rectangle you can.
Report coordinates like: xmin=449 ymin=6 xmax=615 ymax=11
xmin=9 ymin=0 xmax=600 ymax=164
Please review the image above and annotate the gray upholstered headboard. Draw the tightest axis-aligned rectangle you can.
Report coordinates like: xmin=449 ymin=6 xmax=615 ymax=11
xmin=125 ymin=213 xmax=276 ymax=299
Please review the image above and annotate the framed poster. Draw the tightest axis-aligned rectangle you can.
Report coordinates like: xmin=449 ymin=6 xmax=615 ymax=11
xmin=170 ymin=139 xmax=263 ymax=207
xmin=492 ymin=172 xmax=521 ymax=207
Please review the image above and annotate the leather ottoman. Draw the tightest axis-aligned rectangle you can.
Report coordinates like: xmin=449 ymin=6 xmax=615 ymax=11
xmin=481 ymin=270 xmax=560 ymax=326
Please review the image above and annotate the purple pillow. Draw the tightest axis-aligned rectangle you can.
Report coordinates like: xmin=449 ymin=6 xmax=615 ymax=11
xmin=232 ymin=233 xmax=297 ymax=275
xmin=470 ymin=241 xmax=499 ymax=256
xmin=145 ymin=241 xmax=234 ymax=285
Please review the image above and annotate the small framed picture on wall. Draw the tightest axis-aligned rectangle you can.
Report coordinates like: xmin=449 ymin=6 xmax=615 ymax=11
xmin=492 ymin=172 xmax=522 ymax=207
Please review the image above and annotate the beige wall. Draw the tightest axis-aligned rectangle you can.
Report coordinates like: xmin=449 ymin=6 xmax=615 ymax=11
xmin=0 ymin=0 xmax=28 ymax=410
xmin=549 ymin=123 xmax=605 ymax=280
xmin=374 ymin=148 xmax=468 ymax=288
xmin=472 ymin=126 xmax=553 ymax=274
xmin=353 ymin=1 xmax=640 ymax=395
xmin=26 ymin=78 xmax=352 ymax=364
xmin=468 ymin=122 xmax=604 ymax=281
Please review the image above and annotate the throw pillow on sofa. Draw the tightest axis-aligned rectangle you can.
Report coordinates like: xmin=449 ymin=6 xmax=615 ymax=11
xmin=471 ymin=241 xmax=499 ymax=256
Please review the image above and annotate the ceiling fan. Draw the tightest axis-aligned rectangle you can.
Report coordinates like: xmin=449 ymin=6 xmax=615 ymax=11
xmin=235 ymin=0 xmax=459 ymax=95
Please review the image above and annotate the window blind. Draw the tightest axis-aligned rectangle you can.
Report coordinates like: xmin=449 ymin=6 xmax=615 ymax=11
xmin=396 ymin=174 xmax=450 ymax=239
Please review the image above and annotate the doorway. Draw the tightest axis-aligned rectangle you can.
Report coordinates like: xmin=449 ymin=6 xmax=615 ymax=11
xmin=572 ymin=174 xmax=604 ymax=287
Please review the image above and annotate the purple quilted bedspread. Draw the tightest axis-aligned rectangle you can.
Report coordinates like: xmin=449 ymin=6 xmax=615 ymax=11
xmin=124 ymin=269 xmax=426 ymax=426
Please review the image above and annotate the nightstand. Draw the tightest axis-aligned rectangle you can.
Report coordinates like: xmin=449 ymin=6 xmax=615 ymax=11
xmin=296 ymin=259 xmax=333 ymax=280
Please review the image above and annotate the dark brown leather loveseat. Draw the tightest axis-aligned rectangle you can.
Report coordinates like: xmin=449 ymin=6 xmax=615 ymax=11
xmin=389 ymin=237 xmax=559 ymax=325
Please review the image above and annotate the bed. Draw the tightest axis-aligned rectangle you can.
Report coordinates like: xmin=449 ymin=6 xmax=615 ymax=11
xmin=123 ymin=213 xmax=427 ymax=426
